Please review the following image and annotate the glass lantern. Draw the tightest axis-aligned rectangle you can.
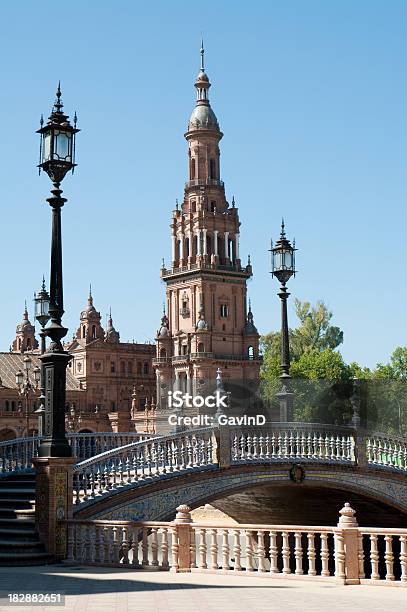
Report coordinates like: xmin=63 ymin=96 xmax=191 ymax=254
xmin=271 ymin=220 xmax=296 ymax=285
xmin=34 ymin=280 xmax=50 ymax=328
xmin=15 ymin=370 xmax=23 ymax=387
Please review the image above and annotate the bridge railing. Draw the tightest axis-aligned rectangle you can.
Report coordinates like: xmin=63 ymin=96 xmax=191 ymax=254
xmin=73 ymin=427 xmax=216 ymax=505
xmin=366 ymin=432 xmax=407 ymax=471
xmin=63 ymin=502 xmax=407 ymax=585
xmin=0 ymin=432 xmax=150 ymax=477
xmin=228 ymin=424 xmax=356 ymax=464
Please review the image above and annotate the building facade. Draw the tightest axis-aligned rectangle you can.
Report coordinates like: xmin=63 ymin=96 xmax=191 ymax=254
xmin=154 ymin=48 xmax=262 ymax=421
xmin=0 ymin=294 xmax=156 ymax=440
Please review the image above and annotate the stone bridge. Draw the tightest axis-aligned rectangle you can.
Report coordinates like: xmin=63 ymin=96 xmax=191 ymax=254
xmin=68 ymin=424 xmax=407 ymax=525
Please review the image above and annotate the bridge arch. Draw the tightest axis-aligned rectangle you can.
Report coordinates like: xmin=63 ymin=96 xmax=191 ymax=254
xmin=74 ymin=463 xmax=407 ymax=527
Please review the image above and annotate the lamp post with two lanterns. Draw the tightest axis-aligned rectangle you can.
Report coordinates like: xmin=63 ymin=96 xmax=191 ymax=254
xmin=270 ymin=220 xmax=297 ymax=422
xmin=15 ymin=355 xmax=41 ymax=437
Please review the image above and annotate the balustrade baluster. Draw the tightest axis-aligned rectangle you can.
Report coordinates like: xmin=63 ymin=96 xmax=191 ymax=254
xmin=103 ymin=526 xmax=111 ymax=563
xmin=233 ymin=529 xmax=241 ymax=571
xmin=367 ymin=438 xmax=372 ymax=463
xmin=320 ymin=533 xmax=330 ymax=576
xmin=306 ymin=433 xmax=312 ymax=458
xmin=247 ymin=435 xmax=252 ymax=460
xmin=121 ymin=526 xmax=129 ymax=565
xmin=240 ymin=435 xmax=245 ymax=460
xmin=334 ymin=531 xmax=345 ymax=580
xmin=384 ymin=534 xmax=395 ymax=580
xmin=340 ymin=436 xmax=346 ymax=460
xmin=210 ymin=529 xmax=218 ymax=569
xmin=289 ymin=431 xmax=294 ymax=457
xmin=207 ymin=437 xmax=212 ymax=464
xmin=269 ymin=530 xmax=278 ymax=573
xmin=294 ymin=532 xmax=303 ymax=575
xmin=318 ymin=434 xmax=323 ymax=459
xmin=222 ymin=529 xmax=230 ymax=570
xmin=265 ymin=434 xmax=270 ymax=459
xmin=232 ymin=436 xmax=238 ymax=461
xmin=151 ymin=528 xmax=159 ymax=566
xmin=125 ymin=457 xmax=131 ymax=482
xmin=256 ymin=530 xmax=266 ymax=572
xmin=161 ymin=528 xmax=169 ymax=568
xmin=369 ymin=534 xmax=380 ymax=580
xmin=282 ymin=531 xmax=291 ymax=574
xmin=307 ymin=533 xmax=316 ymax=576
xmin=112 ymin=526 xmax=120 ymax=563
xmin=198 ymin=528 xmax=207 ymax=569
xmin=252 ymin=434 xmax=258 ymax=458
xmin=189 ymin=528 xmax=197 ymax=568
xmin=245 ymin=530 xmax=254 ymax=571
xmin=171 ymin=526 xmax=179 ymax=571
xmin=142 ymin=528 xmax=149 ymax=565
xmin=277 ymin=433 xmax=282 ymax=458
xmin=400 ymin=535 xmax=407 ymax=582
xmin=131 ymin=527 xmax=139 ymax=566
xmin=271 ymin=433 xmax=276 ymax=458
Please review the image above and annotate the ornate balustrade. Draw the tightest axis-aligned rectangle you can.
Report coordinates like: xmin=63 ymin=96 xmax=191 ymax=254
xmin=0 ymin=432 xmax=150 ymax=476
xmin=72 ymin=428 xmax=216 ymax=506
xmin=366 ymin=433 xmax=407 ymax=471
xmin=230 ymin=425 xmax=356 ymax=464
xmin=63 ymin=503 xmax=407 ymax=585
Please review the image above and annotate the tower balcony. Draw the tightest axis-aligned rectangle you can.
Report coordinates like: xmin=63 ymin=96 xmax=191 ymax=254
xmin=161 ymin=260 xmax=252 ymax=280
xmin=184 ymin=178 xmax=224 ymax=190
xmin=154 ymin=352 xmax=263 ymax=364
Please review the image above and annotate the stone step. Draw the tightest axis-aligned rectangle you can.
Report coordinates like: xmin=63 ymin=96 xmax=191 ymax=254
xmin=0 ymin=488 xmax=36 ymax=495
xmin=0 ymin=528 xmax=38 ymax=539
xmin=0 ymin=518 xmax=36 ymax=530
xmin=0 ymin=551 xmax=53 ymax=566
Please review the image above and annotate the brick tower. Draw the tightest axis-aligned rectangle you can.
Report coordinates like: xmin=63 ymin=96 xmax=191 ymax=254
xmin=154 ymin=44 xmax=262 ymax=423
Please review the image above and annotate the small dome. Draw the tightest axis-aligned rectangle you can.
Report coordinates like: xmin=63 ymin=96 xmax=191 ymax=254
xmin=188 ymin=105 xmax=219 ymax=131
xmin=158 ymin=313 xmax=169 ymax=338
xmin=195 ymin=70 xmax=209 ymax=83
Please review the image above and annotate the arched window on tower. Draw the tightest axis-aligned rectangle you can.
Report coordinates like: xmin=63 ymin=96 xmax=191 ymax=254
xmin=191 ymin=200 xmax=196 ymax=213
xmin=228 ymin=238 xmax=234 ymax=262
xmin=143 ymin=362 xmax=149 ymax=374
xmin=248 ymin=346 xmax=254 ymax=359
xmin=207 ymin=235 xmax=212 ymax=257
xmin=26 ymin=338 xmax=31 ymax=349
xmin=198 ymin=342 xmax=205 ymax=353
xmin=5 ymin=401 xmax=9 ymax=412
xmin=177 ymin=240 xmax=182 ymax=260
xmin=82 ymin=325 xmax=86 ymax=339
xmin=160 ymin=348 xmax=167 ymax=358
xmin=92 ymin=325 xmax=96 ymax=339
xmin=190 ymin=158 xmax=196 ymax=180
xmin=18 ymin=338 xmax=22 ymax=350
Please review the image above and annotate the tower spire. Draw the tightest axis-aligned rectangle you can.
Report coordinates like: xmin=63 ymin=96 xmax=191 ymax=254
xmin=200 ymin=37 xmax=205 ymax=71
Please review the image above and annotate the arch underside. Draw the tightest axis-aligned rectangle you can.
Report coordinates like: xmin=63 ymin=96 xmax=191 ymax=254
xmin=75 ymin=463 xmax=407 ymax=527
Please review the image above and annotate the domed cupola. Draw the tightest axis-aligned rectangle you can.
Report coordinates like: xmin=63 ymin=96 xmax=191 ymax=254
xmin=187 ymin=41 xmax=220 ymax=133
xmin=12 ymin=303 xmax=38 ymax=352
xmin=105 ymin=308 xmax=120 ymax=344
xmin=76 ymin=287 xmax=105 ymax=343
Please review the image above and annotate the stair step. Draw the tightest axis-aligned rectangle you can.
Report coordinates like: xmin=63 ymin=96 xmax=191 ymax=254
xmin=0 ymin=488 xmax=35 ymax=495
xmin=0 ymin=551 xmax=53 ymax=566
xmin=0 ymin=528 xmax=37 ymax=538
xmin=0 ymin=539 xmax=43 ymax=548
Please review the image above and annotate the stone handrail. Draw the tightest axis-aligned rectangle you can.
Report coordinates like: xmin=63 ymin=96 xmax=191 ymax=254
xmin=72 ymin=428 xmax=216 ymax=505
xmin=63 ymin=503 xmax=407 ymax=584
xmin=0 ymin=432 xmax=150 ymax=476
xmin=366 ymin=432 xmax=407 ymax=471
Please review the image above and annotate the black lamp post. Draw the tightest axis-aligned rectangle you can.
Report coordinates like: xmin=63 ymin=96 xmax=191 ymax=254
xmin=36 ymin=83 xmax=79 ymax=457
xmin=270 ymin=220 xmax=297 ymax=421
xmin=34 ymin=278 xmax=51 ymax=437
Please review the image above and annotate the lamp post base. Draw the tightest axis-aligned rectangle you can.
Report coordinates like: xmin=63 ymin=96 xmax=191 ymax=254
xmin=37 ymin=350 xmax=72 ymax=458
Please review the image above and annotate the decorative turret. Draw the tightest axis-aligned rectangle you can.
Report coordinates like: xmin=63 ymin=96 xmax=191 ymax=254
xmin=12 ymin=303 xmax=38 ymax=353
xmin=76 ymin=286 xmax=105 ymax=343
xmin=105 ymin=308 xmax=120 ymax=344
xmin=243 ymin=300 xmax=258 ymax=336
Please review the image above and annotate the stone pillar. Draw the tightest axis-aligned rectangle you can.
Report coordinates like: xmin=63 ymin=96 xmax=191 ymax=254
xmin=203 ymin=229 xmax=207 ymax=256
xmin=33 ymin=456 xmax=76 ymax=561
xmin=171 ymin=504 xmax=193 ymax=573
xmin=335 ymin=503 xmax=360 ymax=585
xmin=171 ymin=235 xmax=177 ymax=266
xmin=211 ymin=426 xmax=231 ymax=469
xmin=236 ymin=233 xmax=240 ymax=261
xmin=224 ymin=231 xmax=229 ymax=261
xmin=196 ymin=230 xmax=201 ymax=256
xmin=213 ymin=230 xmax=218 ymax=256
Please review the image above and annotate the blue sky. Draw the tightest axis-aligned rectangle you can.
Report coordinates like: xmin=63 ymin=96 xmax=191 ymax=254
xmin=0 ymin=1 xmax=406 ymax=368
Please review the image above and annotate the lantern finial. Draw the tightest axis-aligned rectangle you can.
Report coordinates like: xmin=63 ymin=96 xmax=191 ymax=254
xmin=280 ymin=217 xmax=286 ymax=238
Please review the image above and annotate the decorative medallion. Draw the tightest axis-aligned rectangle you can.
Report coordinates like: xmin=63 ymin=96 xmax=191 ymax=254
xmin=290 ymin=463 xmax=305 ymax=483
